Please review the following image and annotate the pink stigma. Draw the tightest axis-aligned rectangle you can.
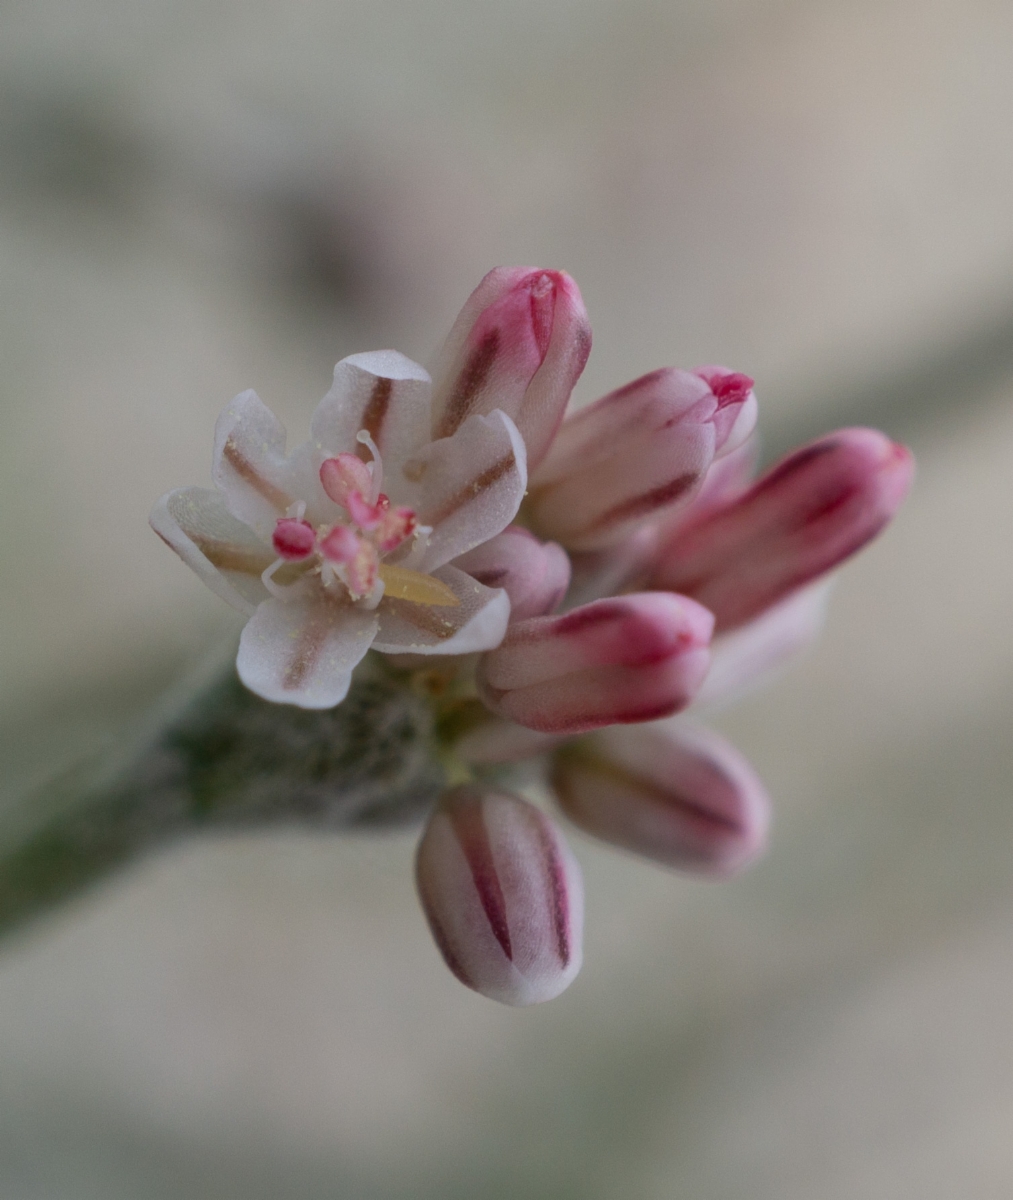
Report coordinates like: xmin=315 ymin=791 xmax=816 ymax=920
xmin=272 ymin=518 xmax=316 ymax=560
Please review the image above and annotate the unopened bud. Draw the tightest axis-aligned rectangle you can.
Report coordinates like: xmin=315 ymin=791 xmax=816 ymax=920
xmin=429 ymin=267 xmax=592 ymax=469
xmin=478 ymin=593 xmax=713 ymax=734
xmin=552 ymin=721 xmax=770 ymax=876
xmin=528 ymin=368 xmax=717 ymax=550
xmin=650 ymin=428 xmax=914 ymax=630
xmin=415 ymin=786 xmax=584 ymax=1005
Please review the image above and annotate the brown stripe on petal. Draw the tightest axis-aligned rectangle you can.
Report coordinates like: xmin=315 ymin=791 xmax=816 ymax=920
xmin=435 ymin=329 xmax=500 ymax=439
xmin=223 ymin=439 xmax=291 ymax=510
xmin=191 ymin=536 xmax=274 ymax=575
xmin=356 ymin=376 xmax=393 ymax=462
xmin=447 ymin=795 xmax=513 ymax=961
xmin=283 ymin=602 xmax=333 ymax=691
xmin=422 ymin=452 xmax=516 ymax=528
xmin=586 ymin=471 xmax=700 ymax=535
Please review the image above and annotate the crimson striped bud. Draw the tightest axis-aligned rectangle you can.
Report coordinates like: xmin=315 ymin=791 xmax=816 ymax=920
xmin=429 ymin=267 xmax=592 ymax=469
xmin=527 ymin=366 xmax=757 ymax=552
xmin=415 ymin=786 xmax=584 ymax=1005
xmin=649 ymin=428 xmax=914 ymax=631
xmin=478 ymin=593 xmax=713 ymax=735
xmin=552 ymin=721 xmax=770 ymax=876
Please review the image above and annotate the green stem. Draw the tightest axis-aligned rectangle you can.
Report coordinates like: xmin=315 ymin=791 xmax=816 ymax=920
xmin=0 ymin=653 xmax=448 ymax=940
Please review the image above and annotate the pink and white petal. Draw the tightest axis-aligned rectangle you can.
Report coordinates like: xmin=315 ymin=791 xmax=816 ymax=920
xmin=692 ymin=365 xmax=758 ymax=457
xmin=409 ymin=410 xmax=528 ymax=572
xmin=527 ymin=407 xmax=715 ymax=551
xmin=552 ymin=720 xmax=770 ymax=876
xmin=415 ymin=786 xmax=584 ymax=1006
xmin=150 ymin=486 xmax=273 ymax=615
xmin=372 ymin=564 xmax=510 ymax=655
xmin=478 ymin=594 xmax=714 ymax=735
xmin=717 ymin=390 xmax=758 ymax=458
xmin=531 ymin=368 xmax=712 ymax=488
xmin=670 ymin=434 xmax=759 ymax=529
xmin=481 ymin=654 xmax=712 ymax=736
xmin=481 ymin=594 xmax=714 ymax=692
xmin=310 ymin=351 xmax=433 ymax=499
xmin=429 ymin=267 xmax=592 ymax=469
xmin=651 ymin=428 xmax=915 ymax=630
xmin=452 ymin=526 xmax=571 ymax=621
xmin=237 ymin=594 xmax=378 ymax=709
xmin=212 ymin=390 xmax=299 ymax=540
xmin=694 ymin=580 xmax=831 ymax=710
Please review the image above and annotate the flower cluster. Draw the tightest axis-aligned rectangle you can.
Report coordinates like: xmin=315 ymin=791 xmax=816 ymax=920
xmin=152 ymin=267 xmax=913 ymax=1005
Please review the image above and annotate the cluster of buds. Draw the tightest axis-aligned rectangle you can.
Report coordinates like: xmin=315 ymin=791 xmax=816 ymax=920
xmin=153 ymin=267 xmax=913 ymax=1005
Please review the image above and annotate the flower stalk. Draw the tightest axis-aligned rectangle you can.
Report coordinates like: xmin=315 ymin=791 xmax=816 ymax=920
xmin=0 ymin=652 xmax=449 ymax=941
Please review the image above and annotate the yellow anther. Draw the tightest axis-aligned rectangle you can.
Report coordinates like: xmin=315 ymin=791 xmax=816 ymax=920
xmin=378 ymin=564 xmax=461 ymax=607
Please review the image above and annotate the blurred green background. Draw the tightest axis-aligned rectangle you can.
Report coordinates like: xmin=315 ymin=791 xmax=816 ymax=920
xmin=2 ymin=1 xmax=1013 ymax=1196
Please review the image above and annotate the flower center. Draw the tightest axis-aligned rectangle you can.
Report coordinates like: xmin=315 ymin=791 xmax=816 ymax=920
xmin=263 ymin=432 xmax=459 ymax=609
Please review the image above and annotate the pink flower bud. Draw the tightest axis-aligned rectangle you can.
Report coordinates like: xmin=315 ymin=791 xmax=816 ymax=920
xmin=478 ymin=593 xmax=713 ymax=734
xmin=272 ymin=518 xmax=316 ymax=560
xmin=552 ymin=721 xmax=770 ymax=876
xmin=453 ymin=525 xmax=571 ymax=620
xmin=320 ymin=453 xmax=373 ymax=508
xmin=415 ymin=786 xmax=584 ymax=1005
xmin=429 ymin=267 xmax=592 ymax=469
xmin=649 ymin=428 xmax=914 ymax=630
xmin=528 ymin=368 xmax=722 ymax=551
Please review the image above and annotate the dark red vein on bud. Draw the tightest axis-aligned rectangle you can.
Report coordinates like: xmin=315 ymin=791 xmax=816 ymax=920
xmin=448 ymin=797 xmax=513 ymax=961
xmin=748 ymin=440 xmax=838 ymax=497
xmin=586 ymin=471 xmax=701 ymax=533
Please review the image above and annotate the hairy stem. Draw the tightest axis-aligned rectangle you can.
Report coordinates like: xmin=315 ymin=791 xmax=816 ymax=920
xmin=0 ymin=653 xmax=447 ymax=941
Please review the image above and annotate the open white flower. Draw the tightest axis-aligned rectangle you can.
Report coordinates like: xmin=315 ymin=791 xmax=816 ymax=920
xmin=152 ymin=349 xmax=527 ymax=708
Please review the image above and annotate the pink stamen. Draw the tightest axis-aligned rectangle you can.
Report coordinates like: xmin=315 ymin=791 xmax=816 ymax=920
xmin=346 ymin=490 xmax=386 ymax=530
xmin=272 ymin=518 xmax=316 ymax=560
xmin=320 ymin=453 xmax=373 ymax=507
xmin=375 ymin=505 xmax=418 ymax=554
xmin=696 ymin=368 xmax=755 ymax=408
xmin=345 ymin=539 xmax=380 ymax=599
xmin=319 ymin=524 xmax=361 ymax=564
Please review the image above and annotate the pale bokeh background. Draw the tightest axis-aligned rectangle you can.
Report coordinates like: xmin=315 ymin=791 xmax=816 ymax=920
xmin=2 ymin=1 xmax=1013 ymax=1196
